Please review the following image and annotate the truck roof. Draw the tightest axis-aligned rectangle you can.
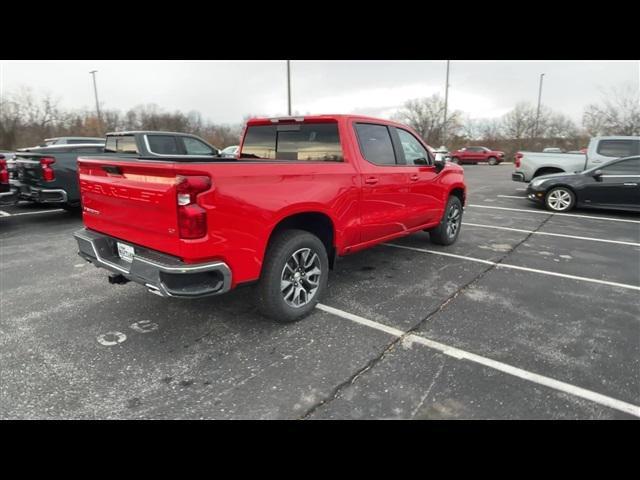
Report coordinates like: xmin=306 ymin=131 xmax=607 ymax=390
xmin=44 ymin=136 xmax=104 ymax=141
xmin=105 ymin=130 xmax=205 ymax=137
xmin=246 ymin=114 xmax=414 ymax=127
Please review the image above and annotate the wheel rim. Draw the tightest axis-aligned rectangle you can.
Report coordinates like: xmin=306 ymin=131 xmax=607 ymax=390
xmin=280 ymin=248 xmax=322 ymax=308
xmin=547 ymin=189 xmax=572 ymax=211
xmin=446 ymin=204 xmax=461 ymax=238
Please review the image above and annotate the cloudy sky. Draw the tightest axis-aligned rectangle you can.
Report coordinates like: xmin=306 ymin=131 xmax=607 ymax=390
xmin=1 ymin=60 xmax=638 ymax=124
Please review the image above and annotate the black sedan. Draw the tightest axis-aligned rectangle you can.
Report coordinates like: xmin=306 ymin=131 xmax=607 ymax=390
xmin=526 ymin=155 xmax=640 ymax=213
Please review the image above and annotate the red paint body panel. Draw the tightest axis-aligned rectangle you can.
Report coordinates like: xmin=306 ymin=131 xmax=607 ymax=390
xmin=78 ymin=115 xmax=466 ymax=288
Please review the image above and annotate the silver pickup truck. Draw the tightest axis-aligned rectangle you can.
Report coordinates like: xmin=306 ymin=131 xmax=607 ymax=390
xmin=512 ymin=136 xmax=640 ymax=182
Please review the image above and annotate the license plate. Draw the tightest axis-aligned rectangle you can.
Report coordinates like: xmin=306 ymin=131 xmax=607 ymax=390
xmin=117 ymin=242 xmax=135 ymax=263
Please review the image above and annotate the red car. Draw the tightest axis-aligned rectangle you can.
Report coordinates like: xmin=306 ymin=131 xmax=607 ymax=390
xmin=450 ymin=146 xmax=505 ymax=165
xmin=73 ymin=115 xmax=466 ymax=322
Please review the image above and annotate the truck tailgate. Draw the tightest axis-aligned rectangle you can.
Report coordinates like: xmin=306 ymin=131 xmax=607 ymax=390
xmin=15 ymin=153 xmax=46 ymax=184
xmin=78 ymin=158 xmax=183 ymax=256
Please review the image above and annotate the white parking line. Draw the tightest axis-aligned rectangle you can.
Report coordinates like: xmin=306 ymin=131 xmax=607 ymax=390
xmin=497 ymin=195 xmax=526 ymax=199
xmin=462 ymin=222 xmax=640 ymax=247
xmin=316 ymin=303 xmax=640 ymax=418
xmin=468 ymin=204 xmax=640 ymax=224
xmin=0 ymin=209 xmax=65 ymax=217
xmin=316 ymin=303 xmax=640 ymax=417
xmin=0 ymin=210 xmax=10 ymax=217
xmin=384 ymin=243 xmax=640 ymax=291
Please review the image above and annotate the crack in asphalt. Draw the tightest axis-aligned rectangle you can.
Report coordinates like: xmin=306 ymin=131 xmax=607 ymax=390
xmin=300 ymin=213 xmax=554 ymax=420
xmin=411 ymin=357 xmax=446 ymax=419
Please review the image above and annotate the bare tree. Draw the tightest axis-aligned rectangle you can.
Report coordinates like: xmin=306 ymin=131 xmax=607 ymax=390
xmin=582 ymin=83 xmax=640 ymax=136
xmin=501 ymin=102 xmax=540 ymax=140
xmin=392 ymin=94 xmax=462 ymax=145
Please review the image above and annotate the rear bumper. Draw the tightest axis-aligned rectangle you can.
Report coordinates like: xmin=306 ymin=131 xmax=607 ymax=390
xmin=74 ymin=228 xmax=232 ymax=298
xmin=0 ymin=186 xmax=19 ymax=205
xmin=512 ymin=172 xmax=525 ymax=182
xmin=17 ymin=183 xmax=68 ymax=204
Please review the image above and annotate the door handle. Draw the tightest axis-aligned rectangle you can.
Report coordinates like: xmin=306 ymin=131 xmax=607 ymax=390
xmin=364 ymin=177 xmax=379 ymax=185
xmin=410 ymin=174 xmax=419 ymax=181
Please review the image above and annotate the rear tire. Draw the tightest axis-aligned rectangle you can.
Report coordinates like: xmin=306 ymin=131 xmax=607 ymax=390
xmin=428 ymin=196 xmax=463 ymax=245
xmin=488 ymin=157 xmax=498 ymax=165
xmin=257 ymin=229 xmax=329 ymax=323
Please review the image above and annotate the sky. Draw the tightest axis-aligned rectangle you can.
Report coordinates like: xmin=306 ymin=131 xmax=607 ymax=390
xmin=1 ymin=60 xmax=638 ymax=125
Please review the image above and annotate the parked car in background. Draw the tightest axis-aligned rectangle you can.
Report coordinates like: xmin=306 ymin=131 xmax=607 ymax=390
xmin=526 ymin=155 xmax=640 ymax=213
xmin=13 ymin=144 xmax=106 ymax=211
xmin=450 ymin=146 xmax=505 ymax=165
xmin=73 ymin=115 xmax=466 ymax=323
xmin=220 ymin=145 xmax=239 ymax=157
xmin=0 ymin=153 xmax=19 ymax=205
xmin=513 ymin=136 xmax=640 ymax=182
xmin=432 ymin=146 xmax=451 ymax=161
xmin=103 ymin=130 xmax=220 ymax=157
xmin=18 ymin=137 xmax=105 ymax=151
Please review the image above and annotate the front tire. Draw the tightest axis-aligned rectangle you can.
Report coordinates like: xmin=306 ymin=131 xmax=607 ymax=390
xmin=257 ymin=229 xmax=329 ymax=323
xmin=488 ymin=157 xmax=498 ymax=165
xmin=545 ymin=187 xmax=575 ymax=212
xmin=428 ymin=196 xmax=463 ymax=245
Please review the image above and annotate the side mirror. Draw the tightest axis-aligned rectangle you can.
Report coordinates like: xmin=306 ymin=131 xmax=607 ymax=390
xmin=434 ymin=153 xmax=446 ymax=171
xmin=593 ymin=169 xmax=603 ymax=181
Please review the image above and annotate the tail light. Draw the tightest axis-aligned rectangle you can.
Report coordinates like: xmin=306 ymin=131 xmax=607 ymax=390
xmin=40 ymin=156 xmax=56 ymax=182
xmin=515 ymin=152 xmax=523 ymax=168
xmin=0 ymin=157 xmax=8 ymax=184
xmin=176 ymin=175 xmax=211 ymax=239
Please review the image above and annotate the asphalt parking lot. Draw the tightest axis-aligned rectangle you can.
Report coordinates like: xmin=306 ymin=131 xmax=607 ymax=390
xmin=1 ymin=164 xmax=639 ymax=419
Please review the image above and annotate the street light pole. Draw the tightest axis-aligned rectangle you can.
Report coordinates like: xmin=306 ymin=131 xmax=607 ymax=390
xmin=443 ymin=60 xmax=450 ymax=146
xmin=89 ymin=70 xmax=102 ymax=133
xmin=286 ymin=60 xmax=292 ymax=116
xmin=534 ymin=73 xmax=545 ymax=139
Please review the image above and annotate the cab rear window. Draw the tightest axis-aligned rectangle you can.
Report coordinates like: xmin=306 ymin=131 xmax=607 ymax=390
xmin=105 ymin=135 xmax=139 ymax=154
xmin=240 ymin=123 xmax=343 ymax=162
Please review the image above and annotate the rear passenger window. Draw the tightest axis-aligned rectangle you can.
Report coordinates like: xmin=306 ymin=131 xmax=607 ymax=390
xmin=596 ymin=140 xmax=639 ymax=158
xmin=240 ymin=123 xmax=343 ymax=161
xmin=147 ymin=135 xmax=182 ymax=155
xmin=354 ymin=123 xmax=396 ymax=165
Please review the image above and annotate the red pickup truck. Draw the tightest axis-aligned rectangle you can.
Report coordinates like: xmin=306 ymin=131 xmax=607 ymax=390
xmin=74 ymin=115 xmax=466 ymax=322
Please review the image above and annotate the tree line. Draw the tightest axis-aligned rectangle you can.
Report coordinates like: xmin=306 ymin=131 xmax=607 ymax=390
xmin=392 ymin=83 xmax=639 ymax=159
xmin=1 ymin=83 xmax=638 ymax=158
xmin=0 ymin=88 xmax=243 ymax=150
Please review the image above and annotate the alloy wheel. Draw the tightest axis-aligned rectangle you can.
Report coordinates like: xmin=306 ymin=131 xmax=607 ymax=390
xmin=280 ymin=248 xmax=322 ymax=308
